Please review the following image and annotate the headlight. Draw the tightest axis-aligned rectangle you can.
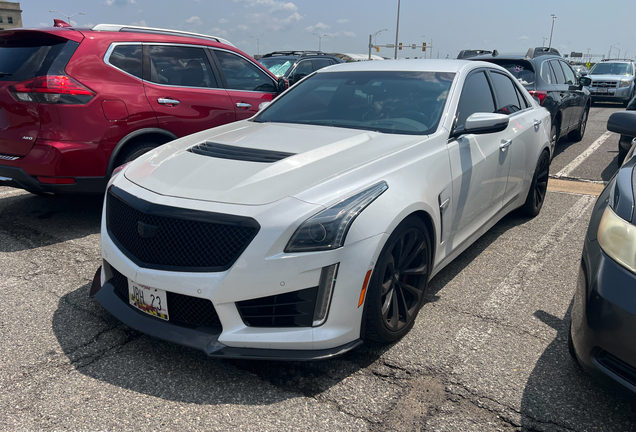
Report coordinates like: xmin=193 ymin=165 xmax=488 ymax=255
xmin=285 ymin=181 xmax=388 ymax=252
xmin=619 ymin=80 xmax=632 ymax=88
xmin=597 ymin=206 xmax=636 ymax=274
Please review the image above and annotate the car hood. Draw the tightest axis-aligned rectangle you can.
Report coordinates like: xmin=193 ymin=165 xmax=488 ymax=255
xmin=589 ymin=74 xmax=633 ymax=81
xmin=124 ymin=121 xmax=427 ymax=205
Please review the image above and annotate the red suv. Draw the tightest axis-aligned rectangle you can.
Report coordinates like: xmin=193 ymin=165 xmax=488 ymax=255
xmin=0 ymin=24 xmax=283 ymax=194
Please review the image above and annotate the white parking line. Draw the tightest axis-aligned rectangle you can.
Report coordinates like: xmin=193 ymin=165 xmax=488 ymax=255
xmin=553 ymin=131 xmax=613 ymax=178
xmin=481 ymin=194 xmax=595 ymax=318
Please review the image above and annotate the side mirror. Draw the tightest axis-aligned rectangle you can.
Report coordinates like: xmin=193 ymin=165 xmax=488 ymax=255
xmin=451 ymin=113 xmax=509 ymax=138
xmin=607 ymin=111 xmax=636 ymax=136
xmin=276 ymin=77 xmax=288 ymax=94
xmin=579 ymin=76 xmax=592 ymax=87
xmin=258 ymin=101 xmax=272 ymax=111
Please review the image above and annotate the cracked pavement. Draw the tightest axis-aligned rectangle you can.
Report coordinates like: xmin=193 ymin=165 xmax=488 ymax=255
xmin=1 ymin=107 xmax=636 ymax=431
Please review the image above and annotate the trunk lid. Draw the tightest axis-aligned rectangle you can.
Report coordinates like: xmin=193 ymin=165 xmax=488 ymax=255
xmin=0 ymin=29 xmax=81 ymax=156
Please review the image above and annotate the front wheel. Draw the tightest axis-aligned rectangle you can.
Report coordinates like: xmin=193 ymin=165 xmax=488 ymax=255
xmin=568 ymin=107 xmax=589 ymax=142
xmin=519 ymin=150 xmax=550 ymax=217
xmin=363 ymin=216 xmax=431 ymax=344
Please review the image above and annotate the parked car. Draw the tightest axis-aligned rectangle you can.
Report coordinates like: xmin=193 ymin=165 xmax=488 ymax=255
xmin=569 ymin=110 xmax=636 ymax=394
xmin=572 ymin=65 xmax=589 ymax=77
xmin=586 ymin=59 xmax=636 ymax=106
xmin=618 ymin=95 xmax=636 ymax=164
xmin=258 ymin=51 xmax=343 ymax=86
xmin=90 ymin=59 xmax=551 ymax=360
xmin=0 ymin=23 xmax=284 ymax=194
xmin=467 ymin=47 xmax=591 ymax=155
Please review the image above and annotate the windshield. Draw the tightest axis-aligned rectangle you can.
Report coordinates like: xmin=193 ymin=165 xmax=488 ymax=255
xmin=485 ymin=60 xmax=535 ymax=89
xmin=259 ymin=58 xmax=294 ymax=77
xmin=254 ymin=71 xmax=455 ymax=135
xmin=590 ymin=63 xmax=634 ymax=76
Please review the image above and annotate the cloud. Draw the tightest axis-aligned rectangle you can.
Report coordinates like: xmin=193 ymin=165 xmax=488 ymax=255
xmin=38 ymin=22 xmax=48 ymax=27
xmin=186 ymin=16 xmax=203 ymax=25
xmin=237 ymin=24 xmax=248 ymax=31
xmin=234 ymin=0 xmax=298 ymax=12
xmin=337 ymin=19 xmax=349 ymax=24
xmin=83 ymin=23 xmax=95 ymax=27
xmin=305 ymin=22 xmax=329 ymax=32
xmin=70 ymin=20 xmax=78 ymax=26
xmin=130 ymin=19 xmax=147 ymax=27
xmin=106 ymin=0 xmax=136 ymax=6
xmin=219 ymin=18 xmax=228 ymax=24
xmin=518 ymin=35 xmax=529 ymax=40
xmin=342 ymin=31 xmax=356 ymax=37
xmin=208 ymin=27 xmax=228 ymax=37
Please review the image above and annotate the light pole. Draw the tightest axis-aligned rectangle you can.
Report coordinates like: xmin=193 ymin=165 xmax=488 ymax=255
xmin=542 ymin=37 xmax=548 ymax=47
xmin=312 ymin=33 xmax=326 ymax=51
xmin=49 ymin=10 xmax=85 ymax=25
xmin=250 ymin=36 xmax=259 ymax=56
xmin=368 ymin=28 xmax=387 ymax=60
xmin=394 ymin=0 xmax=401 ymax=59
xmin=548 ymin=14 xmax=556 ymax=49
xmin=608 ymin=43 xmax=619 ymax=59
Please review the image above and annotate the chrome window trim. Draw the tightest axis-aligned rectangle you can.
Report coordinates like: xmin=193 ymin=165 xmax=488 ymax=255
xmin=103 ymin=42 xmax=144 ymax=82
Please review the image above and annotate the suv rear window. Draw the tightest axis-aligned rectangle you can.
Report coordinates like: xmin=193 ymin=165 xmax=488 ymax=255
xmin=0 ymin=34 xmax=77 ymax=81
xmin=485 ymin=60 xmax=535 ymax=89
xmin=259 ymin=57 xmax=294 ymax=77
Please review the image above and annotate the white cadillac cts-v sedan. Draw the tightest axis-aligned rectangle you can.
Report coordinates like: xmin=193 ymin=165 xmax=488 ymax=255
xmin=91 ymin=60 xmax=552 ymax=360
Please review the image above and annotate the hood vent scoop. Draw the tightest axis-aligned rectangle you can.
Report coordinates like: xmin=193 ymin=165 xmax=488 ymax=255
xmin=188 ymin=142 xmax=295 ymax=163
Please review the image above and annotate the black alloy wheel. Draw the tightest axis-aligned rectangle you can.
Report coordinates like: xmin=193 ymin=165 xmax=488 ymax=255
xmin=550 ymin=122 xmax=559 ymax=151
xmin=520 ymin=150 xmax=550 ymax=217
xmin=364 ymin=217 xmax=431 ymax=343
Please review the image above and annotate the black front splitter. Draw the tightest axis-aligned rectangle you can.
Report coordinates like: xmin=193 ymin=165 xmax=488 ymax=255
xmin=90 ymin=268 xmax=363 ymax=361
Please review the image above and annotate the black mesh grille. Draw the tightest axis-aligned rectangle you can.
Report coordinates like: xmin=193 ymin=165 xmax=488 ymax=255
xmin=106 ymin=188 xmax=259 ymax=272
xmin=236 ymin=287 xmax=318 ymax=327
xmin=110 ymin=265 xmax=221 ymax=328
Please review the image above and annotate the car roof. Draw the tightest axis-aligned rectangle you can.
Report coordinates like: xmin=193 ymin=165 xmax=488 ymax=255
xmin=469 ymin=53 xmax=561 ymax=62
xmin=316 ymin=59 xmax=495 ymax=74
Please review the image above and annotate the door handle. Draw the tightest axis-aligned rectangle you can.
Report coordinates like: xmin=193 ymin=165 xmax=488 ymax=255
xmin=533 ymin=119 xmax=542 ymax=126
xmin=158 ymin=98 xmax=180 ymax=106
xmin=500 ymin=139 xmax=513 ymax=151
xmin=236 ymin=102 xmax=252 ymax=110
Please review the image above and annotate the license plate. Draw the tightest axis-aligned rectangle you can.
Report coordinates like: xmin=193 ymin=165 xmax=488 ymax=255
xmin=128 ymin=279 xmax=169 ymax=320
xmin=597 ymin=88 xmax=608 ymax=93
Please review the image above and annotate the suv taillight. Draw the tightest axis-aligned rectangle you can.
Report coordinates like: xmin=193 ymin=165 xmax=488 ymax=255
xmin=528 ymin=90 xmax=547 ymax=106
xmin=9 ymin=75 xmax=95 ymax=105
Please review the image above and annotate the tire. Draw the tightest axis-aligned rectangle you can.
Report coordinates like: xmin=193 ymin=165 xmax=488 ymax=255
xmin=568 ymin=107 xmax=589 ymax=142
xmin=568 ymin=321 xmax=577 ymax=361
xmin=550 ymin=121 xmax=559 ymax=150
xmin=115 ymin=141 xmax=157 ymax=168
xmin=519 ymin=150 xmax=550 ymax=217
xmin=363 ymin=216 xmax=431 ymax=344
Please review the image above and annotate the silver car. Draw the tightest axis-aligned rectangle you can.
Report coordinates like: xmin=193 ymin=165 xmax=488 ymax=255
xmin=587 ymin=60 xmax=636 ymax=105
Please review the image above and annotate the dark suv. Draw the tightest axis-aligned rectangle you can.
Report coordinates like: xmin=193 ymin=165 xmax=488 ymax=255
xmin=465 ymin=47 xmax=592 ymax=154
xmin=258 ymin=51 xmax=343 ymax=85
xmin=0 ymin=23 xmax=283 ymax=194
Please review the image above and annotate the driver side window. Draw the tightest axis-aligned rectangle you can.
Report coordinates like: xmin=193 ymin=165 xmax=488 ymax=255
xmin=290 ymin=60 xmax=314 ymax=83
xmin=214 ymin=50 xmax=276 ymax=92
xmin=455 ymin=71 xmax=496 ymax=130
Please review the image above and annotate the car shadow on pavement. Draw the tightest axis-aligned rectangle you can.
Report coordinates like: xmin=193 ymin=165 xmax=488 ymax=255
xmin=0 ymin=192 xmax=103 ymax=252
xmin=520 ymin=305 xmax=636 ymax=430
xmin=52 ymin=280 xmax=392 ymax=405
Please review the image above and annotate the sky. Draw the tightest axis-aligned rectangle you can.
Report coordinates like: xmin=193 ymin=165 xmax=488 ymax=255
xmin=18 ymin=0 xmax=636 ymax=61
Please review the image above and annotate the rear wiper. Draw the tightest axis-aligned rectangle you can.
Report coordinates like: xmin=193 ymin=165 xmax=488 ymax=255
xmin=0 ymin=72 xmax=12 ymax=77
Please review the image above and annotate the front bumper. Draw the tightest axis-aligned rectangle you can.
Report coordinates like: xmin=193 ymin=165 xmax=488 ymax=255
xmin=90 ymin=268 xmax=362 ymax=360
xmin=588 ymin=85 xmax=633 ymax=102
xmin=571 ymin=239 xmax=636 ymax=393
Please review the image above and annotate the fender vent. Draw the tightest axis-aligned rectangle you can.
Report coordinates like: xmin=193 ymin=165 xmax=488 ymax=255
xmin=188 ymin=142 xmax=295 ymax=163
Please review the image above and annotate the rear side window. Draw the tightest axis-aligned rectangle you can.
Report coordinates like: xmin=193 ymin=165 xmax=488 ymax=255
xmin=489 ymin=72 xmax=522 ymax=115
xmin=540 ymin=61 xmax=554 ymax=84
xmin=108 ymin=44 xmax=142 ymax=79
xmin=214 ymin=50 xmax=275 ymax=92
xmin=148 ymin=45 xmax=217 ymax=88
xmin=455 ymin=71 xmax=495 ymax=130
xmin=0 ymin=35 xmax=76 ymax=81
xmin=314 ymin=59 xmax=332 ymax=70
xmin=550 ymin=60 xmax=566 ymax=85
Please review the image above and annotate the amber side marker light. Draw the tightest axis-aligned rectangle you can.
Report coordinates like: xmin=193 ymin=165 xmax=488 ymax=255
xmin=358 ymin=269 xmax=373 ymax=307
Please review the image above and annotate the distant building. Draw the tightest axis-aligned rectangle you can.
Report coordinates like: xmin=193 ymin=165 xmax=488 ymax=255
xmin=0 ymin=1 xmax=22 ymax=30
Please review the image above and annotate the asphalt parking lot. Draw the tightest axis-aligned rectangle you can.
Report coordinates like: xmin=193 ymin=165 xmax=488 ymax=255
xmin=1 ymin=105 xmax=635 ymax=431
